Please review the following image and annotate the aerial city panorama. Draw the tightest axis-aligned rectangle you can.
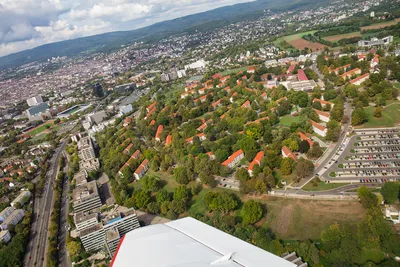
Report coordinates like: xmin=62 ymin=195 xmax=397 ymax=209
xmin=0 ymin=0 xmax=399 ymax=266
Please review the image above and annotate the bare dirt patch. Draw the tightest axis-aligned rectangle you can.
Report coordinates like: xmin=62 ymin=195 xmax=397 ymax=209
xmin=361 ymin=18 xmax=400 ymax=30
xmin=287 ymin=38 xmax=327 ymax=51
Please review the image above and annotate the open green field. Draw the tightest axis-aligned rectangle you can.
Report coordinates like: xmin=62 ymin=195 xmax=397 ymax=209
xmin=259 ymin=197 xmax=365 ymax=240
xmin=361 ymin=18 xmax=400 ymax=31
xmin=279 ymin=115 xmax=301 ymax=126
xmin=274 ymin=30 xmax=325 ymax=51
xmin=27 ymin=122 xmax=54 ymax=136
xmin=221 ymin=67 xmax=249 ymax=76
xmin=323 ymin=32 xmax=361 ymax=42
xmin=302 ymin=178 xmax=348 ymax=191
xmin=362 ymin=103 xmax=400 ymax=128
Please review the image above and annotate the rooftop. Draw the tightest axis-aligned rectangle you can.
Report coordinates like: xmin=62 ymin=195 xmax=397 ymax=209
xmin=72 ymin=181 xmax=99 ymax=203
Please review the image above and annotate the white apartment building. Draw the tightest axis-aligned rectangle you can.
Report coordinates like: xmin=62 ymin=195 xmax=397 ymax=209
xmin=74 ymin=212 xmax=99 ymax=231
xmin=72 ymin=181 xmax=102 ymax=213
xmin=1 ymin=209 xmax=24 ymax=230
xmin=0 ymin=230 xmax=11 ymax=243
xmin=11 ymin=191 xmax=31 ymax=207
xmin=0 ymin=207 xmax=14 ymax=223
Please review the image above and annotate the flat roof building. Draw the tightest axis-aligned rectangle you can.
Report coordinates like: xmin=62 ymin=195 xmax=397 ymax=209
xmin=1 ymin=209 xmax=24 ymax=230
xmin=72 ymin=181 xmax=102 ymax=213
xmin=111 ymin=217 xmax=295 ymax=267
xmin=0 ymin=230 xmax=11 ymax=243
xmin=0 ymin=207 xmax=14 ymax=223
xmin=11 ymin=191 xmax=31 ymax=207
xmin=74 ymin=212 xmax=99 ymax=231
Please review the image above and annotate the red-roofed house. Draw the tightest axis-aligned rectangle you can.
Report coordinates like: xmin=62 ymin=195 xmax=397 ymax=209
xmin=185 ymin=133 xmax=206 ymax=144
xmin=350 ymin=73 xmax=370 ymax=85
xmin=287 ymin=64 xmax=296 ymax=74
xmin=371 ymin=56 xmax=379 ymax=68
xmin=298 ymin=132 xmax=314 ymax=147
xmin=197 ymin=119 xmax=212 ymax=132
xmin=144 ymin=107 xmax=156 ymax=120
xmin=230 ymin=92 xmax=238 ymax=103
xmin=221 ymin=76 xmax=230 ymax=83
xmin=260 ymin=92 xmax=268 ymax=100
xmin=212 ymin=99 xmax=222 ymax=110
xmin=313 ymin=98 xmax=334 ymax=108
xmin=241 ymin=100 xmax=251 ymax=108
xmin=224 ymin=86 xmax=231 ymax=93
xmin=341 ymin=68 xmax=361 ymax=79
xmin=330 ymin=64 xmax=351 ymax=75
xmin=222 ymin=150 xmax=244 ymax=168
xmin=123 ymin=117 xmax=132 ymax=127
xmin=123 ymin=143 xmax=134 ymax=155
xmin=313 ymin=108 xmax=330 ymax=122
xmin=150 ymin=119 xmax=156 ymax=126
xmin=297 ymin=69 xmax=308 ymax=81
xmin=276 ymin=96 xmax=287 ymax=104
xmin=155 ymin=125 xmax=163 ymax=141
xmin=194 ymin=94 xmax=208 ymax=104
xmin=311 ymin=120 xmax=327 ymax=137
xmin=134 ymin=159 xmax=149 ymax=180
xmin=212 ymin=73 xmax=222 ymax=79
xmin=247 ymin=66 xmax=256 ymax=74
xmin=131 ymin=150 xmax=141 ymax=160
xmin=165 ymin=135 xmax=172 ymax=146
xmin=248 ymin=151 xmax=264 ymax=176
xmin=146 ymin=102 xmax=157 ymax=112
xmin=282 ymin=146 xmax=297 ymax=162
xmin=206 ymin=152 xmax=215 ymax=160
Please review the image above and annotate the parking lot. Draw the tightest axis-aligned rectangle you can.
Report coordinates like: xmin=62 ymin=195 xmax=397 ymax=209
xmin=324 ymin=128 xmax=400 ymax=183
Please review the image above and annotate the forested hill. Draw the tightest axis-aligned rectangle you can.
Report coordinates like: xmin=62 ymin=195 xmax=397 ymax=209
xmin=0 ymin=0 xmax=326 ymax=70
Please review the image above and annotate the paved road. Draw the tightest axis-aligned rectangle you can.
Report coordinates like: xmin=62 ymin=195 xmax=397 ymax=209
xmin=58 ymin=152 xmax=71 ymax=267
xmin=25 ymin=140 xmax=67 ymax=267
xmin=291 ymin=101 xmax=352 ymax=189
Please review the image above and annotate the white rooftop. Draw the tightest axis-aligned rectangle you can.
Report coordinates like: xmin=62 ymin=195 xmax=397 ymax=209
xmin=111 ymin=217 xmax=295 ymax=267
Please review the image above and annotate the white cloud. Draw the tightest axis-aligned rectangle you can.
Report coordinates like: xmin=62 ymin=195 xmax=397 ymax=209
xmin=0 ymin=0 xmax=252 ymax=57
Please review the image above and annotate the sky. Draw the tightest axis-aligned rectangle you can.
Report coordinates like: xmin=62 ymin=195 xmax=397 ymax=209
xmin=0 ymin=0 xmax=252 ymax=57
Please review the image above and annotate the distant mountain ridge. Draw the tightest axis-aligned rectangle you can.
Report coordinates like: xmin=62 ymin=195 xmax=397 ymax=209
xmin=0 ymin=0 xmax=325 ymax=70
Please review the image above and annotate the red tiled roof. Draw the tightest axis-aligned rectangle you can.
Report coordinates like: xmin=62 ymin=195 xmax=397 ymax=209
xmin=123 ymin=143 xmax=134 ymax=155
xmin=248 ymin=151 xmax=264 ymax=172
xmin=350 ymin=73 xmax=370 ymax=84
xmin=287 ymin=64 xmax=296 ymax=73
xmin=241 ymin=100 xmax=251 ymax=108
xmin=212 ymin=99 xmax=222 ymax=108
xmin=222 ymin=149 xmax=244 ymax=166
xmin=298 ymin=132 xmax=314 ymax=147
xmin=145 ymin=106 xmax=156 ymax=119
xmin=165 ymin=135 xmax=172 ymax=146
xmin=146 ymin=102 xmax=157 ymax=112
xmin=313 ymin=98 xmax=333 ymax=106
xmin=297 ymin=69 xmax=308 ymax=81
xmin=276 ymin=96 xmax=287 ymax=104
xmin=131 ymin=150 xmax=141 ymax=159
xmin=311 ymin=120 xmax=326 ymax=131
xmin=331 ymin=64 xmax=351 ymax=73
xmin=134 ymin=159 xmax=149 ymax=175
xmin=150 ymin=120 xmax=155 ymax=126
xmin=212 ymin=73 xmax=222 ymax=79
xmin=313 ymin=108 xmax=330 ymax=118
xmin=341 ymin=68 xmax=360 ymax=78
xmin=155 ymin=125 xmax=163 ymax=139
xmin=282 ymin=146 xmax=297 ymax=162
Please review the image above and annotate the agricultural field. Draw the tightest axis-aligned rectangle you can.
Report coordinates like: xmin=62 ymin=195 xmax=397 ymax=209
xmin=360 ymin=18 xmax=400 ymax=31
xmin=275 ymin=30 xmax=328 ymax=51
xmin=362 ymin=103 xmax=400 ymax=128
xmin=323 ymin=32 xmax=361 ymax=42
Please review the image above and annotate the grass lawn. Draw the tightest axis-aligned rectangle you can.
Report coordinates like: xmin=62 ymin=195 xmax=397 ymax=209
xmin=394 ymin=82 xmax=400 ymax=89
xmin=273 ymin=169 xmax=294 ymax=186
xmin=323 ymin=32 xmax=361 ymax=42
xmin=302 ymin=178 xmax=348 ymax=191
xmin=356 ymin=248 xmax=385 ymax=264
xmin=279 ymin=115 xmax=301 ymax=126
xmin=221 ymin=67 xmax=249 ymax=76
xmin=30 ymin=133 xmax=48 ymax=142
xmin=362 ymin=103 xmax=400 ymax=128
xmin=28 ymin=122 xmax=54 ymax=135
xmin=259 ymin=197 xmax=365 ymax=240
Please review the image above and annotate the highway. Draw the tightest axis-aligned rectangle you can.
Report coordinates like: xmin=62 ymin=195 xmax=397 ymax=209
xmin=24 ymin=140 xmax=67 ymax=267
xmin=58 ymin=152 xmax=72 ymax=267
